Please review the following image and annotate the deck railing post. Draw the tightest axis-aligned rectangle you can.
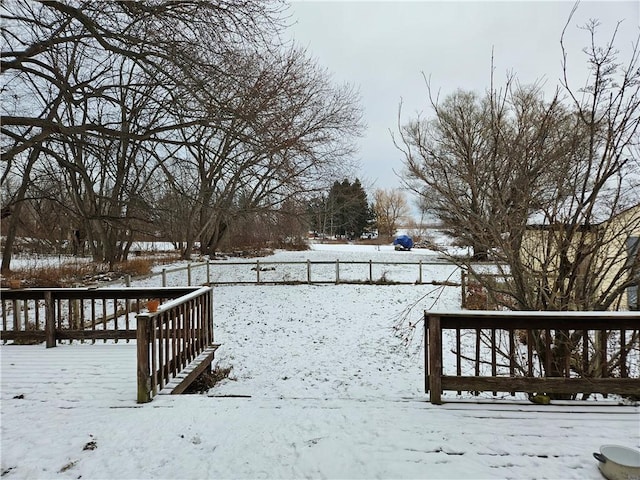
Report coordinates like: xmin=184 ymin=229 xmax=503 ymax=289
xmin=208 ymin=287 xmax=214 ymax=345
xmin=136 ymin=313 xmax=152 ymax=403
xmin=461 ymin=270 xmax=466 ymax=308
xmin=44 ymin=291 xmax=56 ymax=348
xmin=424 ymin=310 xmax=429 ymax=393
xmin=12 ymin=298 xmax=19 ymax=333
xmin=427 ymin=314 xmax=443 ymax=404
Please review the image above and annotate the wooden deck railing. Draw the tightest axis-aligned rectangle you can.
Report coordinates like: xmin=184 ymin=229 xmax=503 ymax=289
xmin=136 ymin=286 xmax=216 ymax=403
xmin=424 ymin=311 xmax=640 ymax=404
xmin=1 ymin=287 xmax=198 ymax=346
xmin=0 ymin=286 xmax=216 ymax=403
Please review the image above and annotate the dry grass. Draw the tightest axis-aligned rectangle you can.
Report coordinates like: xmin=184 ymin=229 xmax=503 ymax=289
xmin=4 ymin=263 xmax=98 ymax=288
xmin=357 ymin=238 xmax=386 ymax=246
xmin=464 ymin=283 xmax=491 ymax=310
xmin=3 ymin=256 xmax=172 ymax=288
xmin=270 ymin=239 xmax=310 ymax=251
xmin=112 ymin=258 xmax=154 ymax=277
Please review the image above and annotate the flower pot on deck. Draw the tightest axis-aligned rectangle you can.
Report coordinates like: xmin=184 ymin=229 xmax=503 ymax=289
xmin=147 ymin=299 xmax=160 ymax=312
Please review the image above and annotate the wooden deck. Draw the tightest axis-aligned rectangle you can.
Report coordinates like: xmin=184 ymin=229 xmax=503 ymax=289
xmin=0 ymin=342 xmax=221 ymax=406
xmin=1 ymin=343 xmax=139 ymax=407
xmin=2 ymin=343 xmax=639 ymax=479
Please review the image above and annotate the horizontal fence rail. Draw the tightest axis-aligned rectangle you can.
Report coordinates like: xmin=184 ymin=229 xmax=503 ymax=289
xmin=96 ymin=259 xmax=459 ymax=287
xmin=173 ymin=259 xmax=459 ymax=286
xmin=424 ymin=310 xmax=640 ymax=404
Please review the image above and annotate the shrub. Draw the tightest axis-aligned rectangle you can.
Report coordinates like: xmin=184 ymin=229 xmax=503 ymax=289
xmin=8 ymin=263 xmax=99 ymax=288
xmin=5 ymin=254 xmax=171 ymax=287
xmin=183 ymin=365 xmax=233 ymax=394
xmin=112 ymin=258 xmax=154 ymax=277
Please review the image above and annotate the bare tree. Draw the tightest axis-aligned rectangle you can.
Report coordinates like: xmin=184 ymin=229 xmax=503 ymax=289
xmin=1 ymin=0 xmax=287 ymax=269
xmin=395 ymin=78 xmax=577 ymax=260
xmin=2 ymin=1 xmax=272 ymax=160
xmin=165 ymin=46 xmax=362 ymax=258
xmin=372 ymin=188 xmax=410 ymax=239
xmin=396 ymin=12 xmax=640 ymax=395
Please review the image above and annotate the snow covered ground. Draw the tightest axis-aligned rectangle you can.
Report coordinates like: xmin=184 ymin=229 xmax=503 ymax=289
xmin=156 ymin=243 xmax=462 ymax=287
xmin=1 ymin=243 xmax=639 ymax=479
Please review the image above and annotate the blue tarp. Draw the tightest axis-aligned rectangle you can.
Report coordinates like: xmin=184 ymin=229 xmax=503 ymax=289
xmin=393 ymin=235 xmax=414 ymax=250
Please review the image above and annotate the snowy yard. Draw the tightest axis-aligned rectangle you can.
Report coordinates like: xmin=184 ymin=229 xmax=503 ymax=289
xmin=1 ymin=243 xmax=639 ymax=479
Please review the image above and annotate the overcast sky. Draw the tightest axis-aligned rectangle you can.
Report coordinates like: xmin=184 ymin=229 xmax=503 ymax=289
xmin=286 ymin=1 xmax=639 ymax=196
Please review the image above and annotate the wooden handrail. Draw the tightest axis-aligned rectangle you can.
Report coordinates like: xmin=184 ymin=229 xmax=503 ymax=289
xmin=1 ymin=286 xmax=202 ymax=347
xmin=136 ymin=287 xmax=214 ymax=403
xmin=424 ymin=310 xmax=640 ymax=404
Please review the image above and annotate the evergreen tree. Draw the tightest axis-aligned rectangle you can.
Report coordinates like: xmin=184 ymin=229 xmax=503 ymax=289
xmin=326 ymin=179 xmax=370 ymax=238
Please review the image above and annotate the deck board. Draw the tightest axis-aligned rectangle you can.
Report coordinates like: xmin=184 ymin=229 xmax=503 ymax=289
xmin=1 ymin=343 xmax=639 ymax=479
xmin=1 ymin=343 xmax=138 ymax=407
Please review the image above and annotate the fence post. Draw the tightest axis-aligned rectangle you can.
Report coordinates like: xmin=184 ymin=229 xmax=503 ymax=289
xmin=44 ymin=291 xmax=56 ymax=348
xmin=206 ymin=261 xmax=211 ymax=285
xmin=418 ymin=260 xmax=423 ymax=284
xmin=125 ymin=275 xmax=131 ymax=287
xmin=307 ymin=260 xmax=311 ymax=284
xmin=335 ymin=259 xmax=340 ymax=285
xmin=136 ymin=313 xmax=152 ymax=403
xmin=427 ymin=314 xmax=443 ymax=404
xmin=162 ymin=268 xmax=167 ymax=287
xmin=256 ymin=260 xmax=260 ymax=284
xmin=461 ymin=270 xmax=466 ymax=309
xmin=187 ymin=263 xmax=192 ymax=286
xmin=369 ymin=260 xmax=373 ymax=284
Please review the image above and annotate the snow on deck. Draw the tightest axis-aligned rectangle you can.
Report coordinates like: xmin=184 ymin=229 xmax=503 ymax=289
xmin=2 ymin=322 xmax=638 ymax=479
xmin=1 ymin=250 xmax=639 ymax=479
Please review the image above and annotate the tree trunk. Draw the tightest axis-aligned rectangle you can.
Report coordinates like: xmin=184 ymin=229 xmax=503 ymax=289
xmin=182 ymin=240 xmax=194 ymax=260
xmin=201 ymin=221 xmax=227 ymax=256
xmin=1 ymin=146 xmax=41 ymax=273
